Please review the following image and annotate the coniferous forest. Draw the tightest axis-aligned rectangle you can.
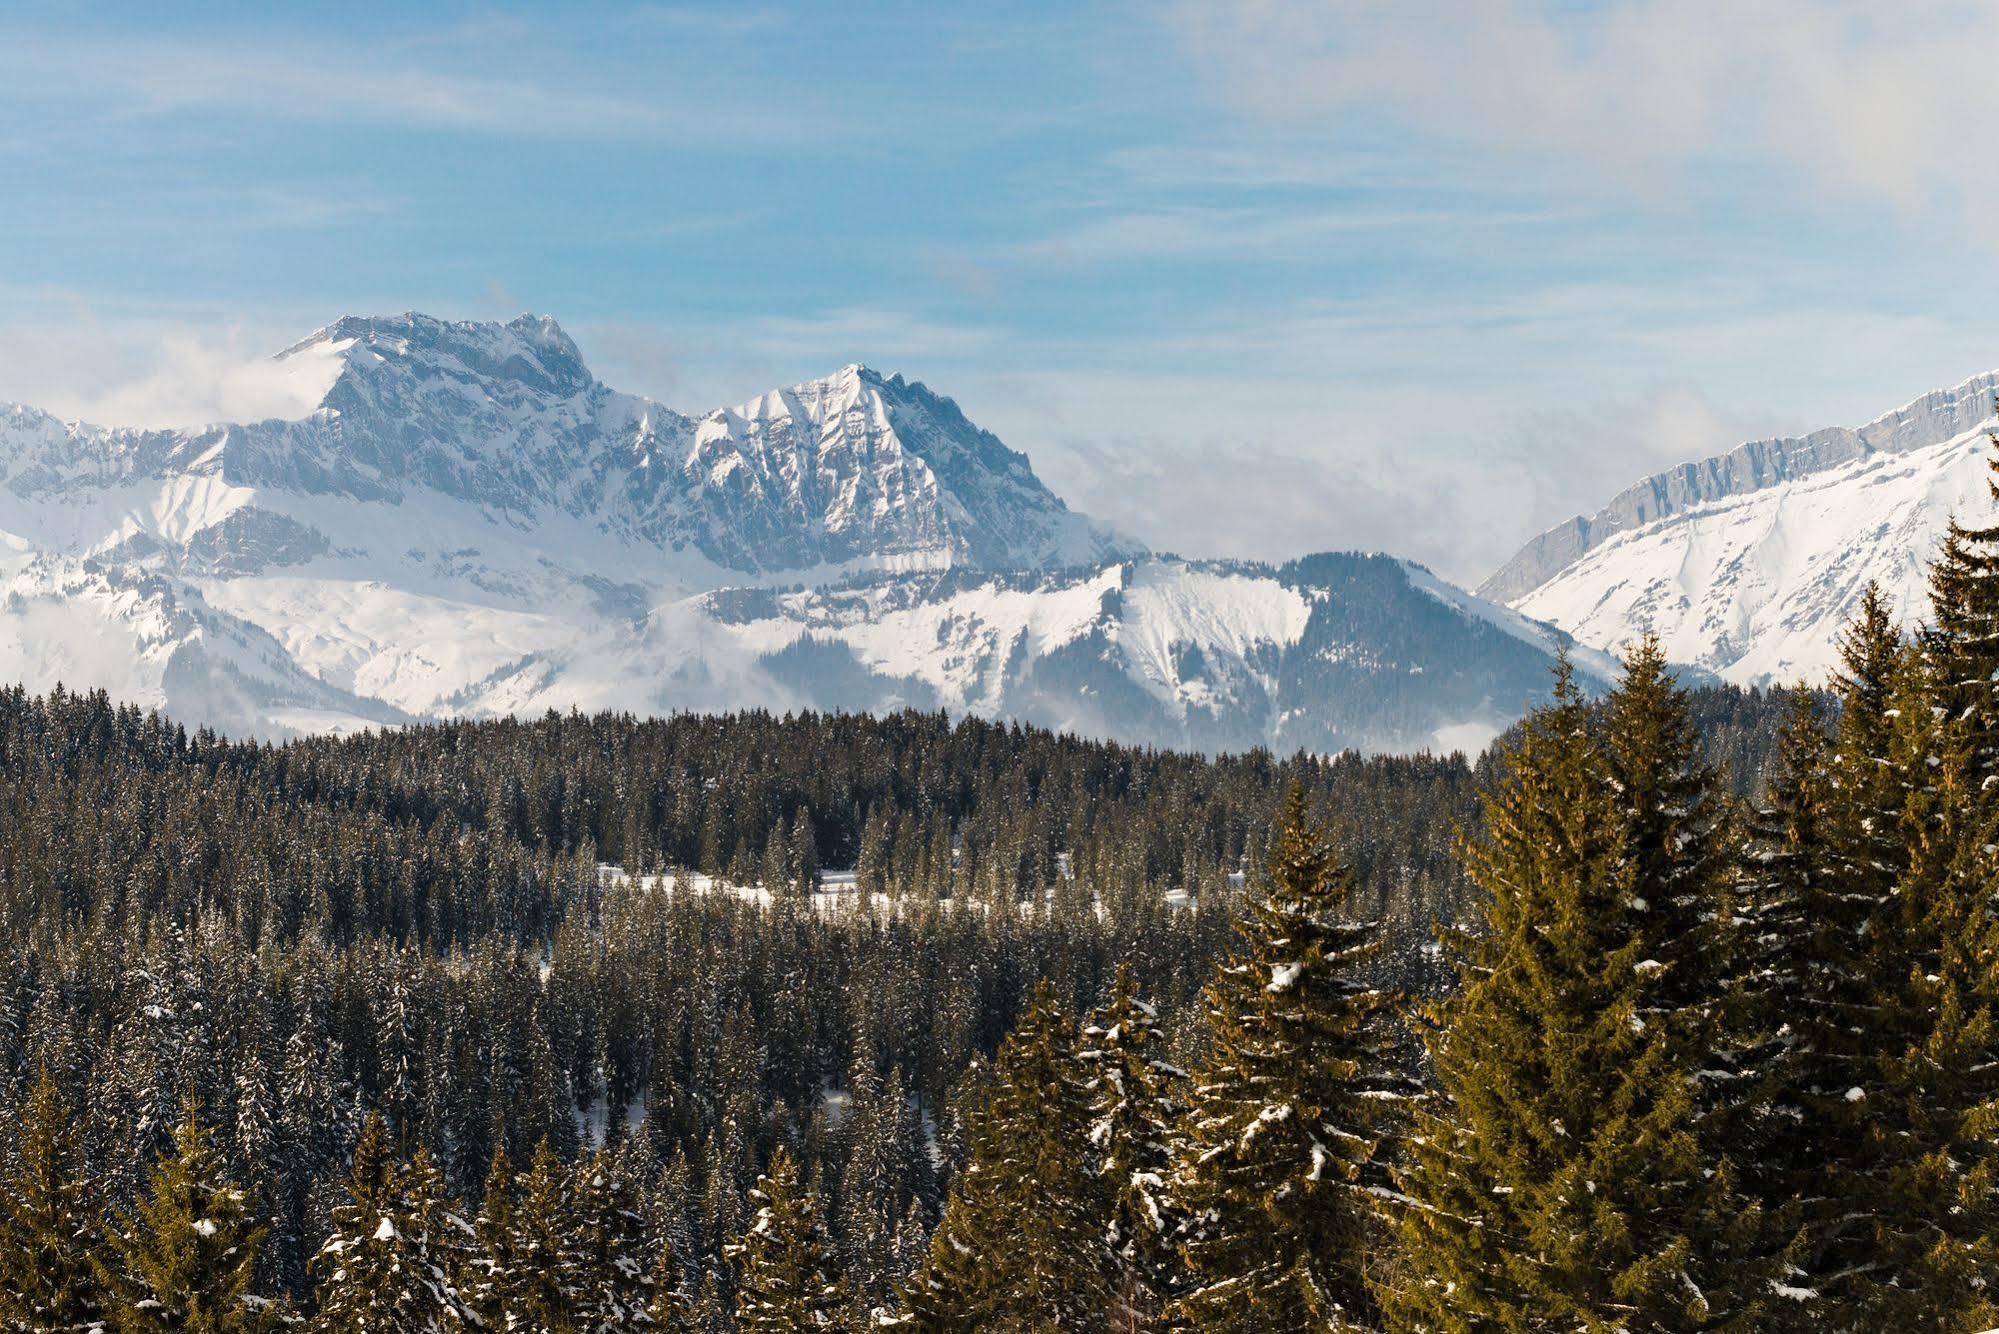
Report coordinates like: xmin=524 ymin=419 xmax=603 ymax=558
xmin=12 ymin=474 xmax=1999 ymax=1331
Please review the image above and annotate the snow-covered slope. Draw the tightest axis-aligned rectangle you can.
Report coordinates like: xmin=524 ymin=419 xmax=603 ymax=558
xmin=398 ymin=552 xmax=1612 ymax=756
xmin=0 ymin=311 xmax=1601 ymax=749
xmin=1492 ymin=372 xmax=1999 ymax=685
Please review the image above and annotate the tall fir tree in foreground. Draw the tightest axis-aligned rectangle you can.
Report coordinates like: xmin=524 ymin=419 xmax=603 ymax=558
xmin=0 ymin=1067 xmax=107 ymax=1331
xmin=1381 ymin=662 xmax=1758 ymax=1332
xmin=568 ymin=1148 xmax=659 ymax=1329
xmin=310 ymin=1113 xmax=465 ymax=1332
xmin=727 ymin=1145 xmax=847 ymax=1332
xmin=98 ymin=1103 xmax=274 ymax=1333
xmin=898 ymin=982 xmax=1109 ymax=1331
xmin=1081 ymin=961 xmax=1185 ymax=1330
xmin=1816 ymin=462 xmax=1999 ymax=1326
xmin=1172 ymin=786 xmax=1410 ymax=1332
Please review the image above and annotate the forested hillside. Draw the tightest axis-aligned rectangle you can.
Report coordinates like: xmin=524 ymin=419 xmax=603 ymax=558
xmin=0 ymin=669 xmax=1792 ymax=1327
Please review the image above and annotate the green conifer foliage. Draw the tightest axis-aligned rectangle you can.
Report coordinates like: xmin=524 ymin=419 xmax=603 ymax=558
xmin=569 ymin=1148 xmax=658 ymax=1330
xmin=1081 ymin=961 xmax=1186 ymax=1328
xmin=646 ymin=1236 xmax=697 ymax=1330
xmin=501 ymin=1139 xmax=586 ymax=1328
xmin=0 ymin=1067 xmax=108 ymax=1331
xmin=727 ymin=1145 xmax=848 ymax=1331
xmin=1381 ymin=664 xmax=1749 ymax=1332
xmin=1173 ymin=786 xmax=1408 ymax=1332
xmin=1817 ymin=503 xmax=1999 ymax=1325
xmin=99 ymin=1103 xmax=273 ymax=1333
xmin=899 ymin=982 xmax=1108 ymax=1331
xmin=457 ymin=1141 xmax=517 ymax=1331
xmin=309 ymin=1113 xmax=464 ymax=1332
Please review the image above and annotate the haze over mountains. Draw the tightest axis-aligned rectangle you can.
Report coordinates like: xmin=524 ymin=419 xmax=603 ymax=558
xmin=0 ymin=312 xmax=1612 ymax=752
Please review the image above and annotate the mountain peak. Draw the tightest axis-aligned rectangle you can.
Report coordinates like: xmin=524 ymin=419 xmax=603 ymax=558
xmin=279 ymin=311 xmax=595 ymax=403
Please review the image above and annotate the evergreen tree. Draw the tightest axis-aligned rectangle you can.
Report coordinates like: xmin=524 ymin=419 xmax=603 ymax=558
xmin=1173 ymin=787 xmax=1409 ymax=1332
xmin=309 ymin=1113 xmax=465 ymax=1332
xmin=1381 ymin=664 xmax=1758 ymax=1331
xmin=727 ymin=1145 xmax=848 ymax=1331
xmin=899 ymin=982 xmax=1108 ymax=1331
xmin=457 ymin=1141 xmax=517 ymax=1330
xmin=0 ymin=1066 xmax=108 ymax=1331
xmin=646 ymin=1237 xmax=697 ymax=1330
xmin=500 ymin=1139 xmax=586 ymax=1329
xmin=1081 ymin=961 xmax=1184 ymax=1329
xmin=1816 ymin=511 xmax=1999 ymax=1324
xmin=98 ymin=1103 xmax=273 ymax=1333
xmin=569 ymin=1148 xmax=658 ymax=1330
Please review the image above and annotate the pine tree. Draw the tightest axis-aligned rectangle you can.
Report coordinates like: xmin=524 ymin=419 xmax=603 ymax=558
xmin=457 ymin=1141 xmax=516 ymax=1330
xmin=500 ymin=1139 xmax=586 ymax=1328
xmin=1815 ymin=506 xmax=1999 ymax=1324
xmin=569 ymin=1148 xmax=657 ymax=1330
xmin=1727 ymin=687 xmax=1833 ymax=1325
xmin=646 ymin=1237 xmax=697 ymax=1330
xmin=1381 ymin=663 xmax=1755 ymax=1331
xmin=309 ymin=1113 xmax=465 ymax=1332
xmin=0 ymin=1066 xmax=108 ymax=1331
xmin=1600 ymin=637 xmax=1736 ymax=1046
xmin=98 ymin=1103 xmax=274 ymax=1333
xmin=1172 ymin=786 xmax=1409 ymax=1332
xmin=898 ymin=982 xmax=1108 ymax=1331
xmin=1081 ymin=961 xmax=1185 ymax=1329
xmin=727 ymin=1145 xmax=848 ymax=1331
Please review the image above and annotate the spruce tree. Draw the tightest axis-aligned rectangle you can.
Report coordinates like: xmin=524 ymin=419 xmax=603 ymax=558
xmin=1172 ymin=786 xmax=1409 ymax=1331
xmin=457 ymin=1140 xmax=516 ymax=1329
xmin=98 ymin=1103 xmax=273 ymax=1333
xmin=899 ymin=982 xmax=1109 ymax=1331
xmin=727 ymin=1145 xmax=848 ymax=1331
xmin=309 ymin=1113 xmax=466 ymax=1332
xmin=500 ymin=1139 xmax=586 ymax=1328
xmin=569 ymin=1148 xmax=657 ymax=1330
xmin=1081 ymin=961 xmax=1185 ymax=1329
xmin=0 ymin=1066 xmax=108 ymax=1331
xmin=646 ymin=1237 xmax=697 ymax=1330
xmin=1381 ymin=663 xmax=1756 ymax=1331
xmin=1816 ymin=510 xmax=1999 ymax=1324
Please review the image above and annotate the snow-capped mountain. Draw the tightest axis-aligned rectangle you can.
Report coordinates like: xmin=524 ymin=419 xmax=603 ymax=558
xmin=1487 ymin=370 xmax=1999 ymax=685
xmin=0 ymin=312 xmax=1603 ymax=750
xmin=653 ymin=553 xmax=1613 ymax=756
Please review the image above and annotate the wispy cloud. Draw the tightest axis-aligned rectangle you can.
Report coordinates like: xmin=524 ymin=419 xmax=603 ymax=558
xmin=0 ymin=30 xmax=822 ymax=146
xmin=1165 ymin=0 xmax=1999 ymax=233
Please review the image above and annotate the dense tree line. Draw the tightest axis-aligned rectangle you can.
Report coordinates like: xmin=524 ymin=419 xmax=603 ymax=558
xmin=878 ymin=451 xmax=1999 ymax=1329
xmin=0 ymin=585 xmax=1809 ymax=1321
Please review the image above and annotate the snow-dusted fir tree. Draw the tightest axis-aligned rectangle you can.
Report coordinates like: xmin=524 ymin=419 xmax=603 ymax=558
xmin=1810 ymin=494 xmax=1999 ymax=1325
xmin=456 ymin=1140 xmax=518 ymax=1329
xmin=898 ymin=982 xmax=1109 ymax=1329
xmin=1172 ymin=786 xmax=1409 ymax=1331
xmin=1081 ymin=961 xmax=1185 ymax=1328
xmin=1380 ymin=664 xmax=1759 ymax=1331
xmin=310 ymin=1113 xmax=466 ymax=1332
xmin=568 ymin=1148 xmax=659 ymax=1330
xmin=0 ymin=1067 xmax=108 ymax=1330
xmin=727 ymin=1145 xmax=848 ymax=1331
xmin=495 ymin=1139 xmax=587 ymax=1326
xmin=646 ymin=1236 xmax=698 ymax=1331
xmin=97 ymin=1103 xmax=274 ymax=1333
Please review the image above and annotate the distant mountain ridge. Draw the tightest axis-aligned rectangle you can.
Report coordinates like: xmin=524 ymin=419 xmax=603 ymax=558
xmin=1489 ymin=369 xmax=1999 ymax=685
xmin=0 ymin=311 xmax=1610 ymax=749
xmin=1483 ymin=369 xmax=1999 ymax=604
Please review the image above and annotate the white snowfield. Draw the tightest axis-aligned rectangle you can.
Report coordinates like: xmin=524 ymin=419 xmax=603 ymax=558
xmin=0 ymin=311 xmax=1600 ymax=752
xmin=1500 ymin=372 xmax=1999 ymax=686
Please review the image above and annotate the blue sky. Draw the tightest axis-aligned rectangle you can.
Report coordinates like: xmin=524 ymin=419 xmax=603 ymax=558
xmin=5 ymin=1 xmax=1999 ymax=583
